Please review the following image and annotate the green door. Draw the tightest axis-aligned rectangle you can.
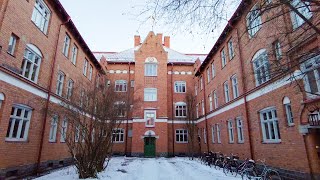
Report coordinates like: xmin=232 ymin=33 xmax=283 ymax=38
xmin=144 ymin=137 xmax=156 ymax=157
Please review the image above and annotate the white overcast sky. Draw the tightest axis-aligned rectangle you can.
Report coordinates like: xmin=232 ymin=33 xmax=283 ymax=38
xmin=59 ymin=0 xmax=238 ymax=54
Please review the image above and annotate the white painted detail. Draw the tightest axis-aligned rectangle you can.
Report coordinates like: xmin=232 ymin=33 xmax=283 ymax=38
xmin=123 ymin=70 xmax=128 ymax=74
xmin=109 ymin=70 xmax=114 ymax=73
xmin=116 ymin=70 xmax=121 ymax=74
xmin=144 ymin=130 xmax=156 ymax=136
xmin=168 ymin=71 xmax=172 ymax=74
xmin=283 ymin=96 xmax=290 ymax=104
xmin=174 ymin=71 xmax=179 ymax=75
xmin=181 ymin=71 xmax=186 ymax=75
xmin=187 ymin=72 xmax=192 ymax=75
xmin=130 ymin=70 xmax=134 ymax=74
xmin=0 ymin=93 xmax=4 ymax=100
xmin=27 ymin=44 xmax=43 ymax=57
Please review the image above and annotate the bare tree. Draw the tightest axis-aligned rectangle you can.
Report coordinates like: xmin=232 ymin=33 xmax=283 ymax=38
xmin=185 ymin=91 xmax=198 ymax=159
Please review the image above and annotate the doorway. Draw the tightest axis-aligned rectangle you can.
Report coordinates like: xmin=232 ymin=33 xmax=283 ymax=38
xmin=144 ymin=137 xmax=156 ymax=157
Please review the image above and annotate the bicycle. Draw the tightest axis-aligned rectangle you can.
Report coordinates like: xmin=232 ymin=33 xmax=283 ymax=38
xmin=241 ymin=159 xmax=281 ymax=180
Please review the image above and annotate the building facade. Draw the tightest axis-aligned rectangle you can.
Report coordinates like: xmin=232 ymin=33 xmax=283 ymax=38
xmin=0 ymin=0 xmax=319 ymax=179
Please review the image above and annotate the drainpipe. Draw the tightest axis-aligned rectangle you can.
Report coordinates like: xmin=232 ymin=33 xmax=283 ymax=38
xmin=36 ymin=17 xmax=71 ymax=173
xmin=171 ymin=63 xmax=175 ymax=156
xmin=124 ymin=62 xmax=131 ymax=156
xmin=236 ymin=28 xmax=254 ymax=160
xmin=202 ymin=74 xmax=210 ymax=152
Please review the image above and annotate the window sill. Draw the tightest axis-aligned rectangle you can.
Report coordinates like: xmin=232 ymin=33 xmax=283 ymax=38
xmin=238 ymin=141 xmax=244 ymax=144
xmin=176 ymin=141 xmax=188 ymax=144
xmin=5 ymin=138 xmax=28 ymax=143
xmin=145 ymin=125 xmax=155 ymax=128
xmin=31 ymin=21 xmax=49 ymax=38
xmin=49 ymin=140 xmax=57 ymax=143
xmin=113 ymin=141 xmax=124 ymax=144
xmin=174 ymin=92 xmax=186 ymax=94
xmin=288 ymin=123 xmax=295 ymax=127
xmin=262 ymin=140 xmax=281 ymax=144
xmin=7 ymin=52 xmax=16 ymax=58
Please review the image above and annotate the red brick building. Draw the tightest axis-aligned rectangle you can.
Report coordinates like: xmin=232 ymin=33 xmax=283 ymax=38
xmin=0 ymin=0 xmax=319 ymax=179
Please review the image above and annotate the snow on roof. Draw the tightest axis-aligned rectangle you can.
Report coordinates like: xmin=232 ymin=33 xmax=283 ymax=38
xmin=94 ymin=46 xmax=207 ymax=64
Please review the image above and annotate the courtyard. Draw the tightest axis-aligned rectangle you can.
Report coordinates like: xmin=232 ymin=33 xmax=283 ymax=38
xmin=36 ymin=157 xmax=241 ymax=180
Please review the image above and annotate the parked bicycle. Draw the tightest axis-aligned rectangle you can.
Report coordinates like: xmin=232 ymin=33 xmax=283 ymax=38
xmin=241 ymin=159 xmax=281 ymax=180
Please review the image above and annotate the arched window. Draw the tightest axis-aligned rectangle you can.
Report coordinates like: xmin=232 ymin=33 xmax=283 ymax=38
xmin=21 ymin=44 xmax=42 ymax=83
xmin=175 ymin=102 xmax=187 ymax=117
xmin=246 ymin=4 xmax=262 ymax=37
xmin=145 ymin=57 xmax=158 ymax=76
xmin=252 ymin=49 xmax=270 ymax=86
xmin=283 ymin=97 xmax=294 ymax=126
xmin=0 ymin=93 xmax=4 ymax=109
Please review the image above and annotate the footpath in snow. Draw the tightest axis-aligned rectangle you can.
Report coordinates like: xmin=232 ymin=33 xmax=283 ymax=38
xmin=36 ymin=157 xmax=241 ymax=180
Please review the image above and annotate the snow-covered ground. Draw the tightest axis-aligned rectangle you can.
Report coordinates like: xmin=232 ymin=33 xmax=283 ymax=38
xmin=36 ymin=157 xmax=241 ymax=180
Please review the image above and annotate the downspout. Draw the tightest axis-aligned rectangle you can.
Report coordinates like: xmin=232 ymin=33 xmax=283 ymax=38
xmin=124 ymin=62 xmax=131 ymax=156
xmin=202 ymin=74 xmax=210 ymax=152
xmin=171 ymin=63 xmax=175 ymax=156
xmin=36 ymin=17 xmax=71 ymax=173
xmin=236 ymin=28 xmax=254 ymax=160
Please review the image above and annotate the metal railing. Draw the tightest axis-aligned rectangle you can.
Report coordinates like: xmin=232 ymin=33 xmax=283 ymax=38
xmin=309 ymin=111 xmax=320 ymax=126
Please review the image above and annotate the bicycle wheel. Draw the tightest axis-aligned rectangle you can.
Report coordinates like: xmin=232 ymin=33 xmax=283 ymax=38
xmin=264 ymin=170 xmax=281 ymax=180
xmin=223 ymin=164 xmax=231 ymax=175
xmin=241 ymin=169 xmax=257 ymax=180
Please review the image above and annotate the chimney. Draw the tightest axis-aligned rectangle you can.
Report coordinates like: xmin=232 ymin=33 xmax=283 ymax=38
xmin=156 ymin=33 xmax=163 ymax=44
xmin=134 ymin=35 xmax=141 ymax=47
xmin=164 ymin=36 xmax=170 ymax=48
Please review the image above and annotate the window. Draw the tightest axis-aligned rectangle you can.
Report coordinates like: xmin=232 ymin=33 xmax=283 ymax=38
xmin=175 ymin=102 xmax=187 ymax=117
xmin=283 ymin=97 xmax=294 ymax=126
xmin=211 ymin=126 xmax=215 ymax=143
xmin=62 ymin=34 xmax=70 ymax=57
xmin=253 ymin=49 xmax=270 ymax=86
xmin=71 ymin=45 xmax=78 ymax=65
xmin=228 ymin=39 xmax=235 ymax=59
xmin=247 ymin=5 xmax=262 ymax=37
xmin=221 ymin=49 xmax=227 ymax=67
xmin=145 ymin=63 xmax=157 ymax=76
xmin=0 ymin=93 xmax=4 ymax=109
xmin=213 ymin=90 xmax=218 ymax=109
xmin=83 ymin=59 xmax=88 ymax=76
xmin=201 ymin=100 xmax=205 ymax=115
xmin=56 ymin=71 xmax=65 ymax=96
xmin=6 ymin=105 xmax=32 ymax=141
xmin=79 ymin=89 xmax=85 ymax=107
xmin=228 ymin=120 xmax=234 ymax=143
xmin=145 ymin=110 xmax=156 ymax=127
xmin=196 ymin=104 xmax=199 ymax=118
xmin=112 ymin=129 xmax=124 ymax=143
xmin=301 ymin=55 xmax=320 ymax=95
xmin=75 ymin=124 xmax=80 ymax=143
xmin=209 ymin=94 xmax=213 ymax=111
xmin=89 ymin=65 xmax=93 ymax=81
xmin=203 ymin=128 xmax=207 ymax=144
xmin=207 ymin=68 xmax=211 ymax=83
xmin=144 ymin=88 xmax=157 ymax=101
xmin=216 ymin=124 xmax=221 ymax=143
xmin=174 ymin=81 xmax=186 ymax=93
xmin=31 ymin=0 xmax=50 ymax=33
xmin=231 ymin=75 xmax=239 ymax=99
xmin=8 ymin=34 xmax=18 ymax=55
xmin=176 ymin=129 xmax=188 ymax=143
xmin=211 ymin=63 xmax=215 ymax=78
xmin=96 ymin=75 xmax=100 ymax=88
xmin=115 ymin=101 xmax=126 ymax=117
xmin=49 ymin=115 xmax=58 ymax=142
xmin=131 ymin=80 xmax=135 ymax=87
xmin=66 ymin=79 xmax=74 ymax=100
xmin=195 ymin=85 xmax=198 ymax=96
xmin=224 ymin=81 xmax=230 ymax=103
xmin=290 ymin=0 xmax=312 ymax=29
xmin=236 ymin=118 xmax=244 ymax=143
xmin=21 ymin=45 xmax=42 ymax=82
xmin=60 ymin=118 xmax=68 ymax=142
xmin=274 ymin=40 xmax=282 ymax=60
xmin=200 ymin=77 xmax=203 ymax=90
xmin=260 ymin=107 xmax=281 ymax=143
xmin=106 ymin=80 xmax=111 ymax=87
xmin=115 ymin=80 xmax=127 ymax=92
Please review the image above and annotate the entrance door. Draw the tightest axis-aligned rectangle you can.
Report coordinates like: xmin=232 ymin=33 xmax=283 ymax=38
xmin=144 ymin=137 xmax=156 ymax=157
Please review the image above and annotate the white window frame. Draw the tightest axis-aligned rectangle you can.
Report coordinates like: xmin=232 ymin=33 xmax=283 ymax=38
xmin=200 ymin=76 xmax=203 ymax=90
xmin=195 ymin=85 xmax=198 ymax=96
xmin=253 ymin=49 xmax=270 ymax=86
xmin=216 ymin=124 xmax=221 ymax=144
xmin=174 ymin=81 xmax=186 ymax=93
xmin=21 ymin=45 xmax=42 ymax=83
xmin=56 ymin=71 xmax=65 ymax=96
xmin=283 ymin=97 xmax=294 ymax=126
xmin=49 ymin=115 xmax=58 ymax=142
xmin=62 ymin=34 xmax=70 ymax=57
xmin=231 ymin=75 xmax=239 ymax=99
xmin=211 ymin=126 xmax=215 ymax=143
xmin=145 ymin=63 xmax=158 ymax=76
xmin=175 ymin=129 xmax=188 ymax=143
xmin=66 ymin=79 xmax=73 ymax=100
xmin=228 ymin=120 xmax=234 ymax=143
xmin=247 ymin=4 xmax=262 ymax=38
xmin=31 ymin=0 xmax=51 ymax=34
xmin=8 ymin=34 xmax=18 ymax=55
xmin=221 ymin=49 xmax=227 ymax=67
xmin=75 ymin=124 xmax=80 ymax=143
xmin=175 ymin=102 xmax=187 ymax=117
xmin=71 ymin=45 xmax=78 ymax=65
xmin=274 ymin=40 xmax=282 ymax=60
xmin=201 ymin=100 xmax=205 ymax=115
xmin=290 ymin=0 xmax=312 ymax=29
xmin=207 ymin=67 xmax=211 ymax=83
xmin=196 ymin=104 xmax=199 ymax=118
xmin=260 ymin=107 xmax=281 ymax=143
xmin=89 ymin=65 xmax=93 ymax=81
xmin=228 ymin=39 xmax=235 ymax=59
xmin=145 ymin=110 xmax=156 ymax=127
xmin=236 ymin=117 xmax=244 ymax=143
xmin=211 ymin=63 xmax=215 ymax=78
xmin=83 ymin=59 xmax=88 ymax=76
xmin=5 ymin=104 xmax=32 ymax=141
xmin=130 ymin=80 xmax=135 ymax=87
xmin=203 ymin=128 xmax=207 ymax=144
xmin=300 ymin=55 xmax=320 ymax=96
xmin=115 ymin=101 xmax=126 ymax=117
xmin=144 ymin=88 xmax=157 ymax=101
xmin=213 ymin=90 xmax=218 ymax=109
xmin=115 ymin=80 xmax=127 ymax=92
xmin=224 ymin=81 xmax=230 ymax=103
xmin=209 ymin=94 xmax=213 ymax=111
xmin=112 ymin=128 xmax=124 ymax=143
xmin=60 ymin=117 xmax=68 ymax=142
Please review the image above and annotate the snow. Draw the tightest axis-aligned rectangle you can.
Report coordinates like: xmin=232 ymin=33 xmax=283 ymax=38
xmin=35 ymin=157 xmax=241 ymax=180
